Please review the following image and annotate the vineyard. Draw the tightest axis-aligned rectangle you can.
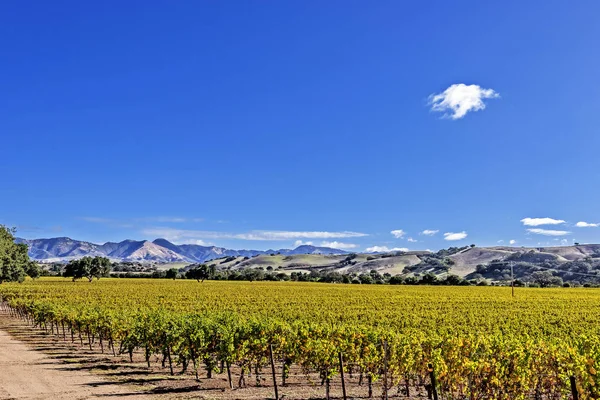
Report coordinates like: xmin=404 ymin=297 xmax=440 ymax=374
xmin=1 ymin=278 xmax=599 ymax=399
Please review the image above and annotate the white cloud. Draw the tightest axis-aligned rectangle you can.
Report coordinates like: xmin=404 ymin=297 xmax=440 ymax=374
xmin=320 ymin=241 xmax=358 ymax=250
xmin=294 ymin=240 xmax=313 ymax=247
xmin=576 ymin=221 xmax=599 ymax=228
xmin=365 ymin=246 xmax=409 ymax=253
xmin=561 ymin=239 xmax=569 ymax=245
xmin=509 ymin=240 xmax=517 ymax=245
xmin=521 ymin=217 xmax=565 ymax=226
xmin=428 ymin=84 xmax=499 ymax=119
xmin=497 ymin=240 xmax=504 ymax=244
xmin=407 ymin=237 xmax=418 ymax=243
xmin=421 ymin=230 xmax=439 ymax=236
xmin=141 ymin=228 xmax=368 ymax=242
xmin=443 ymin=231 xmax=468 ymax=241
xmin=391 ymin=229 xmax=406 ymax=238
xmin=527 ymin=228 xmax=570 ymax=236
xmin=194 ymin=240 xmax=212 ymax=246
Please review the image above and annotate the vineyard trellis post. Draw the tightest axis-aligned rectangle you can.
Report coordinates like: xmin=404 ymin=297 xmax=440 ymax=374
xmin=428 ymin=363 xmax=439 ymax=400
xmin=338 ymin=351 xmax=347 ymax=400
xmin=570 ymin=376 xmax=578 ymax=400
xmin=511 ymin=261 xmax=515 ymax=297
xmin=383 ymin=340 xmax=389 ymax=400
xmin=269 ymin=344 xmax=279 ymax=400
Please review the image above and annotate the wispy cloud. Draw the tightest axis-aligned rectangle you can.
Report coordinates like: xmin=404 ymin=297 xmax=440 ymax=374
xmin=407 ymin=237 xmax=418 ymax=243
xmin=391 ymin=229 xmax=406 ymax=238
xmin=576 ymin=221 xmax=599 ymax=228
xmin=444 ymin=231 xmax=468 ymax=241
xmin=428 ymin=84 xmax=499 ymax=119
xmin=294 ymin=240 xmax=313 ymax=247
xmin=521 ymin=217 xmax=565 ymax=226
xmin=509 ymin=239 xmax=517 ymax=245
xmin=80 ymin=217 xmax=134 ymax=229
xmin=82 ymin=216 xmax=202 ymax=225
xmin=141 ymin=227 xmax=368 ymax=242
xmin=527 ymin=228 xmax=570 ymax=236
xmin=81 ymin=217 xmax=113 ymax=223
xmin=365 ymin=245 xmax=409 ymax=253
xmin=497 ymin=240 xmax=504 ymax=244
xmin=421 ymin=230 xmax=439 ymax=236
xmin=320 ymin=241 xmax=358 ymax=250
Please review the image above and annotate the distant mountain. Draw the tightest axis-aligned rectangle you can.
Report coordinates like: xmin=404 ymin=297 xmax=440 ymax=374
xmin=16 ymin=237 xmax=348 ymax=263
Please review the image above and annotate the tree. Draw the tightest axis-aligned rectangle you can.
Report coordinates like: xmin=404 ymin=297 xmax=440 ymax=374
xmin=166 ymin=268 xmax=179 ymax=280
xmin=90 ymin=256 xmax=111 ymax=280
xmin=185 ymin=264 xmax=215 ymax=282
xmin=530 ymin=271 xmax=563 ymax=288
xmin=420 ymin=272 xmax=439 ymax=285
xmin=25 ymin=262 xmax=42 ymax=280
xmin=0 ymin=226 xmax=35 ymax=284
xmin=64 ymin=256 xmax=111 ymax=282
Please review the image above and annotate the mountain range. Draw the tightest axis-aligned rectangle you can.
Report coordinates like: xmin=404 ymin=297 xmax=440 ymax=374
xmin=15 ymin=237 xmax=348 ymax=263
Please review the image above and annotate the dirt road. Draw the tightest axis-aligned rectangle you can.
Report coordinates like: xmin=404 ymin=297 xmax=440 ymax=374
xmin=0 ymin=320 xmax=152 ymax=400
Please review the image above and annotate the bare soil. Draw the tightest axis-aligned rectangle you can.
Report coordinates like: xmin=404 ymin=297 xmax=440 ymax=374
xmin=0 ymin=310 xmax=425 ymax=399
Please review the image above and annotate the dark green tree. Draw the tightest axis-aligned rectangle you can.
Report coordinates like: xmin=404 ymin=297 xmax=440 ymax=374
xmin=166 ymin=268 xmax=179 ymax=280
xmin=0 ymin=226 xmax=36 ymax=283
xmin=64 ymin=256 xmax=111 ymax=282
xmin=185 ymin=264 xmax=216 ymax=282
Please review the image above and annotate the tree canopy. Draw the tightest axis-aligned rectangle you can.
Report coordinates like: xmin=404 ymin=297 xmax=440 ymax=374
xmin=185 ymin=264 xmax=216 ymax=282
xmin=63 ymin=256 xmax=112 ymax=282
xmin=0 ymin=225 xmax=37 ymax=283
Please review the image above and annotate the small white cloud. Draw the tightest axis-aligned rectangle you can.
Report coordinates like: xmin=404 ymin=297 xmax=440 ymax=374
xmin=497 ymin=240 xmax=505 ymax=244
xmin=527 ymin=228 xmax=570 ymax=236
xmin=521 ymin=217 xmax=565 ymax=226
xmin=390 ymin=229 xmax=406 ymax=239
xmin=421 ymin=229 xmax=439 ymax=236
xmin=194 ymin=240 xmax=212 ymax=246
xmin=576 ymin=221 xmax=599 ymax=228
xmin=407 ymin=237 xmax=418 ymax=243
xmin=428 ymin=84 xmax=499 ymax=119
xmin=320 ymin=241 xmax=358 ymax=250
xmin=294 ymin=240 xmax=313 ymax=247
xmin=444 ymin=231 xmax=468 ymax=241
xmin=560 ymin=239 xmax=569 ymax=245
xmin=365 ymin=245 xmax=409 ymax=253
xmin=509 ymin=239 xmax=517 ymax=245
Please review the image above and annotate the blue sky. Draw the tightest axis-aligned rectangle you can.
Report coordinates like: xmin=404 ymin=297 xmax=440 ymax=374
xmin=2 ymin=1 xmax=600 ymax=252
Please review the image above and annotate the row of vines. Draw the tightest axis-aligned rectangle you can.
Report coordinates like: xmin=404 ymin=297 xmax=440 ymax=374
xmin=1 ymin=279 xmax=599 ymax=399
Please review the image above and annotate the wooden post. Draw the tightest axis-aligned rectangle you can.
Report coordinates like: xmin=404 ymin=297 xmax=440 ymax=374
xmin=269 ymin=344 xmax=279 ymax=400
xmin=511 ymin=262 xmax=515 ymax=297
xmin=428 ymin=363 xmax=439 ymax=400
xmin=226 ymin=361 xmax=233 ymax=389
xmin=383 ymin=340 xmax=389 ymax=400
xmin=570 ymin=376 xmax=578 ymax=400
xmin=339 ymin=352 xmax=347 ymax=400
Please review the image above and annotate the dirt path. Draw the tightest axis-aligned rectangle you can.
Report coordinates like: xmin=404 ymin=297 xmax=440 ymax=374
xmin=0 ymin=317 xmax=153 ymax=400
